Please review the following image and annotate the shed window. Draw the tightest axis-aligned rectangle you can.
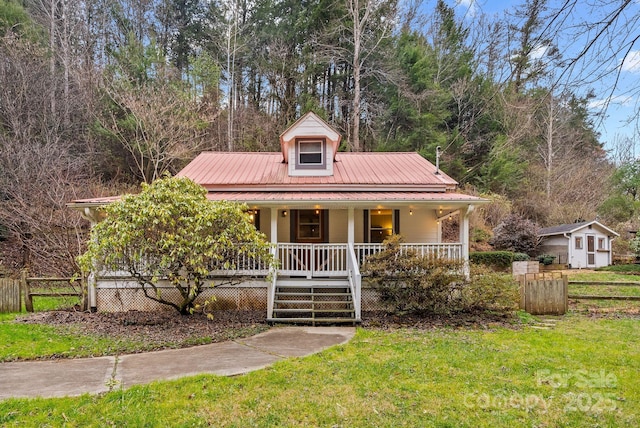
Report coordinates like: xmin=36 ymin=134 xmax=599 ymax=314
xmin=598 ymin=237 xmax=606 ymax=250
xmin=575 ymin=236 xmax=583 ymax=249
xmin=296 ymin=139 xmax=325 ymax=168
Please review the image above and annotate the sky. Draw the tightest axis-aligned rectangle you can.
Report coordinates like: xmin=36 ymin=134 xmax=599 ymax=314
xmin=451 ymin=0 xmax=640 ymax=154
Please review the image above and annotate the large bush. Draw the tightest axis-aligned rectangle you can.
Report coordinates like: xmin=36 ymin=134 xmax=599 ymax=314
xmin=362 ymin=236 xmax=465 ymax=315
xmin=491 ymin=213 xmax=540 ymax=254
xmin=77 ymin=175 xmax=273 ymax=315
xmin=363 ymin=236 xmax=520 ymax=315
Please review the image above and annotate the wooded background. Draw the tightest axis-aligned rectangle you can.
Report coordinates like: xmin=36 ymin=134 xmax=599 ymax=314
xmin=1 ymin=0 xmax=638 ymax=276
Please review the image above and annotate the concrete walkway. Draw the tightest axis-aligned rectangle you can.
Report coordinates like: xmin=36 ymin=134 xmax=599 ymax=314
xmin=0 ymin=326 xmax=355 ymax=400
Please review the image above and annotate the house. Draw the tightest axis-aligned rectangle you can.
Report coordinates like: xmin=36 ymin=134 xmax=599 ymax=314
xmin=538 ymin=220 xmax=619 ymax=268
xmin=69 ymin=112 xmax=486 ymax=323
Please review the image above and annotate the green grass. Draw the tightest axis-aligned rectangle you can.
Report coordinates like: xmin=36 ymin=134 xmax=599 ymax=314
xmin=1 ymin=316 xmax=639 ymax=427
xmin=597 ymin=264 xmax=640 ymax=273
xmin=569 ymin=283 xmax=640 ymax=297
xmin=28 ymin=285 xmax=82 ymax=312
xmin=566 ymin=271 xmax=640 ymax=282
xmin=0 ymin=314 xmax=150 ymax=362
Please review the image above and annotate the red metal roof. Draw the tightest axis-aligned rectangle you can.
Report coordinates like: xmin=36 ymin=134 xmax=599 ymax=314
xmin=177 ymin=152 xmax=457 ymax=189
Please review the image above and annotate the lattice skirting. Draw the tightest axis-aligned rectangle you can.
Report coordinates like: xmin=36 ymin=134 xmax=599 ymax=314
xmin=95 ymin=278 xmax=387 ymax=313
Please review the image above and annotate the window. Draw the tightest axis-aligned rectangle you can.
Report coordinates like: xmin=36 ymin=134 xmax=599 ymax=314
xmin=370 ymin=209 xmax=393 ymax=243
xmin=598 ymin=237 xmax=606 ymax=250
xmin=247 ymin=210 xmax=260 ymax=231
xmin=575 ymin=236 xmax=583 ymax=249
xmin=296 ymin=209 xmax=323 ymax=242
xmin=296 ymin=139 xmax=325 ymax=168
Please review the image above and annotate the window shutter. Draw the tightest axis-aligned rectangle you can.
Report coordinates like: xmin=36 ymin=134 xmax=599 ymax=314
xmin=394 ymin=209 xmax=400 ymax=235
xmin=363 ymin=209 xmax=369 ymax=243
xmin=290 ymin=209 xmax=298 ymax=242
xmin=322 ymin=210 xmax=329 ymax=242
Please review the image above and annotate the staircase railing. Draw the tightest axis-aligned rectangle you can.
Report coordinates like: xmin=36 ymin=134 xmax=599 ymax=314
xmin=346 ymin=243 xmax=362 ymax=321
xmin=267 ymin=245 xmax=278 ymax=319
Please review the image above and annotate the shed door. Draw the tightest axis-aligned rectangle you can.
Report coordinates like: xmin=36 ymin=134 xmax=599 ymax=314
xmin=586 ymin=235 xmax=596 ymax=266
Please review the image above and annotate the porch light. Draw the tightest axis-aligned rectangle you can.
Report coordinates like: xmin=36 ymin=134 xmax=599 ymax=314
xmin=409 ymin=209 xmax=413 ymax=215
xmin=282 ymin=210 xmax=288 ymax=217
xmin=315 ymin=209 xmax=319 ymax=214
xmin=448 ymin=214 xmax=452 ymax=221
xmin=439 ymin=208 xmax=442 ymax=214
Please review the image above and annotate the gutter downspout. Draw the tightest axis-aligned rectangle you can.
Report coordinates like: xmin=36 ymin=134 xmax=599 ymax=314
xmin=609 ymin=235 xmax=616 ymax=266
xmin=563 ymin=232 xmax=571 ymax=268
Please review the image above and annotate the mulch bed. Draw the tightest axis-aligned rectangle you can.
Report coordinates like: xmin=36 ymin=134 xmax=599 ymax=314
xmin=15 ymin=310 xmax=270 ymax=350
xmin=14 ymin=309 xmax=520 ymax=350
xmin=360 ymin=310 xmax=519 ymax=330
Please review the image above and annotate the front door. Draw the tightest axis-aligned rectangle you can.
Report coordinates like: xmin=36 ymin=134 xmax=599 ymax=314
xmin=586 ymin=235 xmax=596 ymax=266
xmin=288 ymin=209 xmax=330 ymax=276
xmin=292 ymin=209 xmax=328 ymax=243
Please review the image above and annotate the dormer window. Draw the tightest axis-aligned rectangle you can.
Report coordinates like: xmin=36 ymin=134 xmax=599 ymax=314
xmin=296 ymin=138 xmax=325 ymax=169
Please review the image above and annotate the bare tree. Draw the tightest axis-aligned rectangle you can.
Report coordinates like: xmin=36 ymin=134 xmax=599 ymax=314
xmin=98 ymin=78 xmax=212 ymax=183
xmin=0 ymin=33 xmax=99 ymax=275
xmin=343 ymin=0 xmax=395 ymax=151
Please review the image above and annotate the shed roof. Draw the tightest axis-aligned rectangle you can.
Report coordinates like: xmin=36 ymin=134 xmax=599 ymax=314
xmin=538 ymin=220 xmax=619 ymax=237
xmin=177 ymin=152 xmax=457 ymax=190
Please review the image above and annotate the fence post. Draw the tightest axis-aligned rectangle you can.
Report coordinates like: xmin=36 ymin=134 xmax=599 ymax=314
xmin=21 ymin=269 xmax=33 ymax=312
xmin=80 ymin=275 xmax=88 ymax=311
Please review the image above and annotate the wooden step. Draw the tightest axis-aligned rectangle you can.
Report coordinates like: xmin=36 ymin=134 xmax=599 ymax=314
xmin=272 ymin=308 xmax=354 ymax=313
xmin=267 ymin=317 xmax=358 ymax=325
xmin=276 ymin=279 xmax=350 ymax=288
xmin=274 ymin=299 xmax=352 ymax=305
xmin=275 ymin=292 xmax=351 ymax=297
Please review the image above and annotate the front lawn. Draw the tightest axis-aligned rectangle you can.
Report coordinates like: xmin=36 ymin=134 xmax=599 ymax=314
xmin=1 ymin=314 xmax=638 ymax=427
xmin=0 ymin=310 xmax=268 ymax=362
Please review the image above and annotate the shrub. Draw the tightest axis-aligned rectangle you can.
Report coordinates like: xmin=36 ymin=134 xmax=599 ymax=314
xmin=461 ymin=265 xmax=520 ymax=312
xmin=491 ymin=213 xmax=540 ymax=254
xmin=471 ymin=227 xmax=492 ymax=243
xmin=629 ymin=236 xmax=640 ymax=258
xmin=469 ymin=251 xmax=515 ymax=271
xmin=536 ymin=254 xmax=556 ymax=265
xmin=362 ymin=235 xmax=465 ymax=315
xmin=512 ymin=252 xmax=530 ymax=261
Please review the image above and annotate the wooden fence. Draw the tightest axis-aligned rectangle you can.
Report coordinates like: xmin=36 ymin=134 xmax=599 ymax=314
xmin=568 ymin=280 xmax=640 ymax=301
xmin=0 ymin=278 xmax=21 ymax=313
xmin=0 ymin=272 xmax=85 ymax=313
xmin=21 ymin=271 xmax=85 ymax=312
xmin=519 ymin=272 xmax=568 ymax=315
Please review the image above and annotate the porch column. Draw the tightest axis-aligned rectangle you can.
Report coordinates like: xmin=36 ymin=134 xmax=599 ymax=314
xmin=347 ymin=207 xmax=354 ymax=245
xmin=460 ymin=205 xmax=474 ymax=278
xmin=81 ymin=207 xmax=99 ymax=312
xmin=270 ymin=207 xmax=278 ymax=244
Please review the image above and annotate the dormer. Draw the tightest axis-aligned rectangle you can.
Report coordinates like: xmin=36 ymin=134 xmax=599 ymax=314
xmin=279 ymin=112 xmax=342 ymax=177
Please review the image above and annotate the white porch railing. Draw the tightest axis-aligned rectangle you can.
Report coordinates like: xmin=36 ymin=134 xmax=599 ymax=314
xmin=108 ymin=243 xmax=463 ymax=279
xmin=353 ymin=243 xmax=463 ymax=266
xmin=276 ymin=243 xmax=348 ymax=278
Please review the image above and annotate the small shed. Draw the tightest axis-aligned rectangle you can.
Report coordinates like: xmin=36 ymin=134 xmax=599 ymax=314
xmin=538 ymin=220 xmax=619 ymax=269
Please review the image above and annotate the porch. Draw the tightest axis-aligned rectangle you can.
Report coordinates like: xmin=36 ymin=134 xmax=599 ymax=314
xmin=208 ymin=241 xmax=463 ymax=325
